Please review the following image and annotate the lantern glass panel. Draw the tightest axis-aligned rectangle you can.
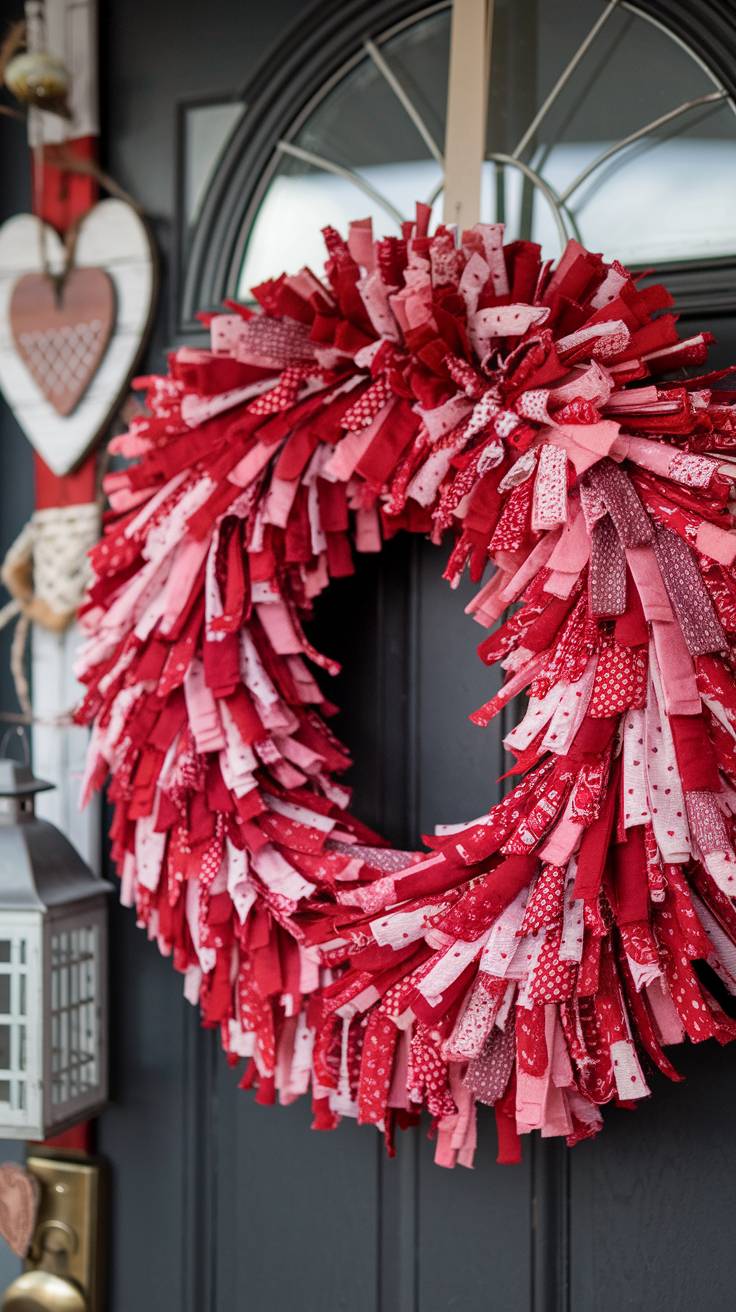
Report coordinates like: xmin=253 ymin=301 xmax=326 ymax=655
xmin=50 ymin=923 xmax=100 ymax=1109
xmin=0 ymin=928 xmax=32 ymax=1120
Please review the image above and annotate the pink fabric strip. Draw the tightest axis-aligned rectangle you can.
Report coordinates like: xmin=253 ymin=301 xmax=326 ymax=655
xmin=546 ymin=503 xmax=589 ymax=574
xmin=465 ymin=571 xmax=510 ymax=628
xmin=539 ymin=803 xmax=584 ymax=866
xmin=228 ymin=441 xmax=278 ymax=489
xmin=515 ymin=1008 xmax=574 ymax=1137
xmin=347 ymin=218 xmax=376 ymax=271
xmin=651 ymin=621 xmax=701 ymax=715
xmin=184 ymin=657 xmax=226 ymax=753
xmin=547 ymin=419 xmax=620 ymax=474
xmin=354 ymin=506 xmax=381 ymax=552
xmin=498 ymin=532 xmax=561 ymax=608
xmin=646 ymin=978 xmax=685 ymax=1045
xmin=608 ymin=386 xmax=659 ymax=412
xmin=230 ymin=314 xmax=314 ymax=367
xmin=323 ymin=420 xmax=382 ymax=482
xmin=695 ymin=521 xmax=736 ymax=567
xmin=159 ymin=538 xmax=210 ymax=634
xmin=434 ymin=1067 xmax=477 ymax=1168
xmin=625 ymin=545 xmax=673 ymax=623
xmin=557 ymin=319 xmax=628 ymax=354
xmin=263 ymin=476 xmax=300 ymax=529
xmin=459 ymin=251 xmax=490 ymax=320
xmin=256 ymin=602 xmax=303 ymax=656
xmin=619 ymin=434 xmax=717 ymax=490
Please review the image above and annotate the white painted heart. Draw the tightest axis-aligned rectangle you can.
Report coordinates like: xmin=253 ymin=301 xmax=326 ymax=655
xmin=0 ymin=199 xmax=156 ymax=475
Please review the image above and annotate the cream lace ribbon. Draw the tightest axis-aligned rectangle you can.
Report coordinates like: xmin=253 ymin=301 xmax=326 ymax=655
xmin=0 ymin=501 xmax=100 ymax=719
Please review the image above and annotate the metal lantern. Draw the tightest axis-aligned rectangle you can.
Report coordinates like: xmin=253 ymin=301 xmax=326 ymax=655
xmin=0 ymin=756 xmax=111 ymax=1139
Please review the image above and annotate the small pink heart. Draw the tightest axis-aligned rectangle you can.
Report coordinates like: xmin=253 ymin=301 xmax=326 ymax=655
xmin=10 ymin=267 xmax=115 ymax=417
xmin=0 ymin=1162 xmax=39 ymax=1257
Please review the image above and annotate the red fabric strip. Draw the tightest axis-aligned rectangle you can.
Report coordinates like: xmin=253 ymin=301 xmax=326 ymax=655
xmin=574 ymin=759 xmax=620 ymax=900
xmin=670 ymin=714 xmax=720 ymax=792
xmin=612 ymin=826 xmax=649 ymax=924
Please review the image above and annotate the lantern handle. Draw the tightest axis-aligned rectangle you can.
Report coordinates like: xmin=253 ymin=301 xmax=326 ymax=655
xmin=0 ymin=726 xmax=29 ymax=766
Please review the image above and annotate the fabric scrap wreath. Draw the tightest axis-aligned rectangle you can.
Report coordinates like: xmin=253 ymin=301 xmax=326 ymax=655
xmin=76 ymin=206 xmax=736 ymax=1167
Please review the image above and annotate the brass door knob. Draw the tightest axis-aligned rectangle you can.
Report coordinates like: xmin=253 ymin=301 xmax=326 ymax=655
xmin=2 ymin=1222 xmax=86 ymax=1312
xmin=1 ymin=1268 xmax=86 ymax=1312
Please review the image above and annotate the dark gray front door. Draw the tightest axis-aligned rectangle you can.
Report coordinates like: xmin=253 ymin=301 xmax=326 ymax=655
xmin=3 ymin=2 xmax=736 ymax=1308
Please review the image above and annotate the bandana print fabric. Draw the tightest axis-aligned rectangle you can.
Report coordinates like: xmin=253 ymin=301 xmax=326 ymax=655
xmin=75 ymin=209 xmax=736 ymax=1169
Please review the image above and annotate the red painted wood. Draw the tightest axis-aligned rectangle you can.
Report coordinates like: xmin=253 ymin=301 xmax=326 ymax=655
xmin=32 ymin=135 xmax=98 ymax=234
xmin=36 ymin=1123 xmax=93 ymax=1153
xmin=33 ymin=450 xmax=97 ymax=507
xmin=31 ymin=135 xmax=101 ymax=508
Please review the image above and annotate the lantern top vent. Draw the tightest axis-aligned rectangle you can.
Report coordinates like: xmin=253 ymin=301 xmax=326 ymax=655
xmin=0 ymin=758 xmax=53 ymax=810
xmin=0 ymin=756 xmax=110 ymax=913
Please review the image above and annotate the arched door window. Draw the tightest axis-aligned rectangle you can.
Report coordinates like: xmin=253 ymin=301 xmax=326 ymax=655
xmin=179 ymin=0 xmax=736 ymax=327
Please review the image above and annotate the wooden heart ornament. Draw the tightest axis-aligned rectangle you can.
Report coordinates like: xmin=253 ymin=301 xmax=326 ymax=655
xmin=0 ymin=199 xmax=156 ymax=475
xmin=0 ymin=1162 xmax=40 ymax=1257
xmin=10 ymin=266 xmax=116 ymax=417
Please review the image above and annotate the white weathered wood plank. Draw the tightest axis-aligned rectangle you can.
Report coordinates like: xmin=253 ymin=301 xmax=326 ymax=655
xmin=0 ymin=199 xmax=156 ymax=474
xmin=32 ymin=623 xmax=100 ymax=873
xmin=26 ymin=0 xmax=99 ymax=146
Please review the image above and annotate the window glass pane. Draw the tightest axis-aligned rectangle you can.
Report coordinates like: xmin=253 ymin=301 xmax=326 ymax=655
xmin=484 ymin=0 xmax=736 ymax=264
xmin=239 ymin=8 xmax=448 ymax=293
xmin=50 ymin=925 xmax=100 ymax=1107
xmin=0 ymin=976 xmax=10 ymax=1016
xmin=0 ymin=943 xmax=11 ymax=964
xmin=0 ymin=1025 xmax=10 ymax=1071
xmin=185 ymin=101 xmax=245 ymax=232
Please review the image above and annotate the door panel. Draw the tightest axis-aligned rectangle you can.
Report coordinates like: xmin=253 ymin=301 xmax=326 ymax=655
xmin=214 ymin=1093 xmax=381 ymax=1312
xmin=569 ymin=1045 xmax=736 ymax=1312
